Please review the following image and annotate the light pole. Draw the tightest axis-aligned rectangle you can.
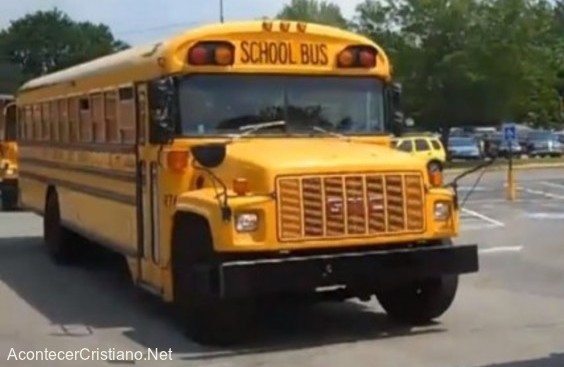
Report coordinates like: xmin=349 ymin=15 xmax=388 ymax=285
xmin=219 ymin=0 xmax=224 ymax=23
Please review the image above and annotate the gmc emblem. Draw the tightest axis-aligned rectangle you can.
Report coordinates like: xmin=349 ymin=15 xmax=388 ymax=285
xmin=326 ymin=196 xmax=365 ymax=216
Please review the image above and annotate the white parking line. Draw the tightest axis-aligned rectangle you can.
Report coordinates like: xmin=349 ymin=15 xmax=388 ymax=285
xmin=456 ymin=186 xmax=490 ymax=192
xmin=518 ymin=186 xmax=564 ymax=200
xmin=524 ymin=212 xmax=564 ymax=219
xmin=479 ymin=246 xmax=523 ymax=254
xmin=539 ymin=181 xmax=564 ymax=190
xmin=461 ymin=207 xmax=505 ymax=227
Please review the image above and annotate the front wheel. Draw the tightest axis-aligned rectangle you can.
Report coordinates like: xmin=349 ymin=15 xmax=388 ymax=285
xmin=172 ymin=214 xmax=251 ymax=346
xmin=375 ymin=274 xmax=458 ymax=325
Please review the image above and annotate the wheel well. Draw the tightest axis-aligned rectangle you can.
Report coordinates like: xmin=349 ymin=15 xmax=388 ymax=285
xmin=171 ymin=212 xmax=215 ymax=263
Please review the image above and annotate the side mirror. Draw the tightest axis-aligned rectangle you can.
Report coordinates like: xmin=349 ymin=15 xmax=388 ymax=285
xmin=148 ymin=78 xmax=176 ymax=145
xmin=388 ymin=82 xmax=404 ymax=137
xmin=191 ymin=143 xmax=226 ymax=168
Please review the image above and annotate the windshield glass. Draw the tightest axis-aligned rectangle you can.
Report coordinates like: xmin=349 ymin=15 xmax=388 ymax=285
xmin=177 ymin=75 xmax=385 ymax=136
xmin=449 ymin=138 xmax=475 ymax=147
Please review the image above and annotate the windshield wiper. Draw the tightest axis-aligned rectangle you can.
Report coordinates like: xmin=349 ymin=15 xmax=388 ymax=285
xmin=230 ymin=120 xmax=286 ymax=139
xmin=312 ymin=126 xmax=349 ymax=140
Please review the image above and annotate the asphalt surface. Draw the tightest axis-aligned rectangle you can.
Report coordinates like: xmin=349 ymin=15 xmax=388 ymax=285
xmin=1 ymin=167 xmax=564 ymax=366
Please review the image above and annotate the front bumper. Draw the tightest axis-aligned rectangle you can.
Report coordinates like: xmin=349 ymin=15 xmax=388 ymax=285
xmin=195 ymin=243 xmax=479 ymax=298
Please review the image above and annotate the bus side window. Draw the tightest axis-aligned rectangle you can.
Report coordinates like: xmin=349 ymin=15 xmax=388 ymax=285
xmin=91 ymin=93 xmax=105 ymax=143
xmin=24 ymin=106 xmax=32 ymax=140
xmin=50 ymin=100 xmax=59 ymax=142
xmin=32 ymin=104 xmax=41 ymax=141
xmin=79 ymin=96 xmax=92 ymax=142
xmin=69 ymin=97 xmax=79 ymax=143
xmin=137 ymin=89 xmax=146 ymax=144
xmin=118 ymin=87 xmax=135 ymax=143
xmin=42 ymin=102 xmax=51 ymax=141
xmin=105 ymin=91 xmax=118 ymax=142
xmin=59 ymin=98 xmax=69 ymax=142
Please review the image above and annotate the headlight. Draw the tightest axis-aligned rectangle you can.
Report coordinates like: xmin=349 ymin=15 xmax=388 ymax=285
xmin=434 ymin=201 xmax=450 ymax=220
xmin=235 ymin=212 xmax=258 ymax=232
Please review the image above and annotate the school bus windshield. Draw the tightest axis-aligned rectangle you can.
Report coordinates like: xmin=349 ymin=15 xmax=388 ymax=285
xmin=178 ymin=74 xmax=385 ymax=136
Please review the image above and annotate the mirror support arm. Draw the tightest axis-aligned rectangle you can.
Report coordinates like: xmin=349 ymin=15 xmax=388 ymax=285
xmin=387 ymin=82 xmax=404 ymax=137
xmin=147 ymin=77 xmax=177 ymax=145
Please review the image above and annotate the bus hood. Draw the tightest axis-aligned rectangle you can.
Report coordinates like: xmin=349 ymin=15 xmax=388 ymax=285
xmin=210 ymin=138 xmax=427 ymax=190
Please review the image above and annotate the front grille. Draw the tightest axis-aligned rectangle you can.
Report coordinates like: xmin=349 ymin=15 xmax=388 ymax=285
xmin=276 ymin=172 xmax=425 ymax=241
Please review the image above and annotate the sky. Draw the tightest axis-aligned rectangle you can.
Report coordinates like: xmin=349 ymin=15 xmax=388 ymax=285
xmin=0 ymin=0 xmax=363 ymax=46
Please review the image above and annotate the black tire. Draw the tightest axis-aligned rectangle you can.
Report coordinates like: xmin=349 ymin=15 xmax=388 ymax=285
xmin=171 ymin=214 xmax=251 ymax=346
xmin=44 ymin=189 xmax=82 ymax=264
xmin=375 ymin=239 xmax=459 ymax=325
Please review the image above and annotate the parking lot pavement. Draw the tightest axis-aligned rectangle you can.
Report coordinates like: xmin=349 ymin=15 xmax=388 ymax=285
xmin=1 ymin=167 xmax=564 ymax=367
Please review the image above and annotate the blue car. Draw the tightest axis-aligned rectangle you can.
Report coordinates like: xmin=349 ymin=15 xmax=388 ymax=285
xmin=525 ymin=131 xmax=563 ymax=157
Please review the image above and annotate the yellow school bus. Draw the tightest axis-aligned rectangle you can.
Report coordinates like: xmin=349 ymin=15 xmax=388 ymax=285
xmin=15 ymin=20 xmax=478 ymax=345
xmin=0 ymin=94 xmax=19 ymax=210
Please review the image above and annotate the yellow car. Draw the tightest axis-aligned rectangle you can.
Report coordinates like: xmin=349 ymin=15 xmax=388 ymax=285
xmin=392 ymin=135 xmax=447 ymax=171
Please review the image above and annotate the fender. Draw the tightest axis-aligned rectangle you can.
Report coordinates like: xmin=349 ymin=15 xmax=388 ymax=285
xmin=175 ymin=188 xmax=275 ymax=252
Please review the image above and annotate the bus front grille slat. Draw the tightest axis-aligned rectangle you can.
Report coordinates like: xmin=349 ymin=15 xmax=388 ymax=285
xmin=276 ymin=172 xmax=425 ymax=241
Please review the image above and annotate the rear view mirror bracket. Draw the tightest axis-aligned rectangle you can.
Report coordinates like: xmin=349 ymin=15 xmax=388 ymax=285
xmin=148 ymin=77 xmax=177 ymax=145
xmin=387 ymin=82 xmax=404 ymax=137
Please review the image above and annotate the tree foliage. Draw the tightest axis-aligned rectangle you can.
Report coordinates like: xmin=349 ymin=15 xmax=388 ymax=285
xmin=276 ymin=0 xmax=564 ymax=128
xmin=0 ymin=8 xmax=128 ymax=84
xmin=276 ymin=0 xmax=349 ymax=28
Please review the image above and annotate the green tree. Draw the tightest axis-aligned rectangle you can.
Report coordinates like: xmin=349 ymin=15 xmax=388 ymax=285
xmin=352 ymin=0 xmax=562 ymax=130
xmin=355 ymin=0 xmax=491 ymax=133
xmin=276 ymin=0 xmax=349 ymax=29
xmin=0 ymin=8 xmax=128 ymax=78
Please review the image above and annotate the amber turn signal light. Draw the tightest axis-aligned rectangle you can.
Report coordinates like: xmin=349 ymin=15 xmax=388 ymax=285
xmin=167 ymin=151 xmax=189 ymax=172
xmin=233 ymin=178 xmax=249 ymax=196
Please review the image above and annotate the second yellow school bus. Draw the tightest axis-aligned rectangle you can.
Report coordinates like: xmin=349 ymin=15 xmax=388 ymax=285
xmin=0 ymin=94 xmax=18 ymax=210
xmin=15 ymin=20 xmax=478 ymax=345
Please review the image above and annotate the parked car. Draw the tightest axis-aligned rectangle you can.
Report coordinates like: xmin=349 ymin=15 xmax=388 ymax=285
xmin=525 ymin=131 xmax=563 ymax=157
xmin=447 ymin=137 xmax=483 ymax=160
xmin=391 ymin=135 xmax=446 ymax=171
xmin=488 ymin=130 xmax=530 ymax=158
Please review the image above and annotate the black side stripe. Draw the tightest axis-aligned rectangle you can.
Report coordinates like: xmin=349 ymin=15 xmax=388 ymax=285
xmin=20 ymin=157 xmax=136 ymax=183
xmin=20 ymin=171 xmax=136 ymax=206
